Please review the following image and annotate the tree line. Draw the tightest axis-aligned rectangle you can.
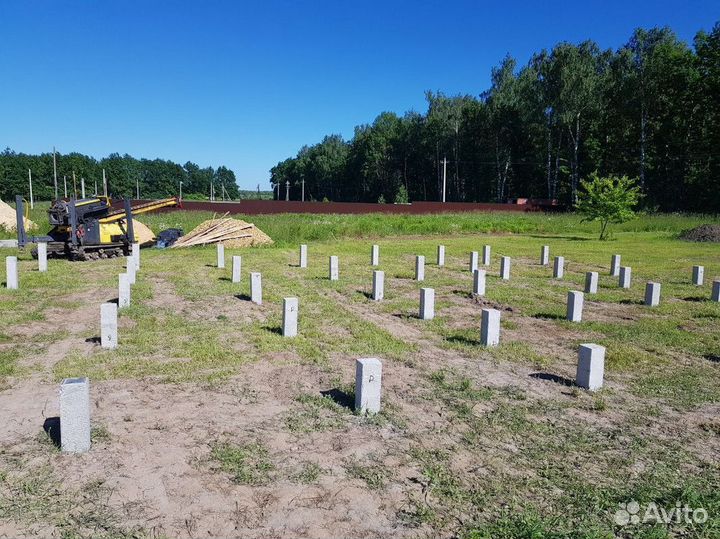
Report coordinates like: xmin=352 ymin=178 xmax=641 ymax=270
xmin=0 ymin=149 xmax=242 ymax=202
xmin=270 ymin=23 xmax=720 ymax=212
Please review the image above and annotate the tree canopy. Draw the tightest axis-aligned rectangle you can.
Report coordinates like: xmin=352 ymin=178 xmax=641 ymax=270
xmin=0 ymin=149 xmax=242 ymax=202
xmin=270 ymin=23 xmax=720 ymax=212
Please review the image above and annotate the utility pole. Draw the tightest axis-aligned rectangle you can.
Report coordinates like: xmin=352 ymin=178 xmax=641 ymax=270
xmin=179 ymin=181 xmax=183 ymax=202
xmin=102 ymin=169 xmax=108 ymax=197
xmin=441 ymin=157 xmax=448 ymax=203
xmin=210 ymin=180 xmax=214 ymax=202
xmin=301 ymin=179 xmax=305 ymax=202
xmin=52 ymin=147 xmax=58 ymax=200
xmin=136 ymin=177 xmax=140 ymax=199
xmin=94 ymin=179 xmax=98 ymax=196
xmin=63 ymin=175 xmax=68 ymax=198
xmin=81 ymin=177 xmax=86 ymax=198
xmin=257 ymin=184 xmax=260 ymax=199
xmin=72 ymin=172 xmax=77 ymax=198
xmin=285 ymin=180 xmax=290 ymax=201
xmin=28 ymin=169 xmax=34 ymax=209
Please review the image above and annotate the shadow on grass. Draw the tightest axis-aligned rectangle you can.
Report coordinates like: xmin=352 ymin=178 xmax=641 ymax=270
xmin=619 ymin=299 xmax=644 ymax=305
xmin=704 ymin=354 xmax=720 ymax=363
xmin=682 ymin=296 xmax=707 ymax=303
xmin=525 ymin=234 xmax=593 ymax=242
xmin=393 ymin=312 xmax=420 ymax=320
xmin=357 ymin=290 xmax=373 ymax=300
xmin=262 ymin=325 xmax=283 ymax=336
xmin=446 ymin=334 xmax=481 ymax=346
xmin=532 ymin=312 xmax=565 ymax=320
xmin=234 ymin=293 xmax=251 ymax=301
xmin=321 ymin=388 xmax=354 ymax=410
xmin=42 ymin=417 xmax=61 ymax=448
xmin=85 ymin=336 xmax=101 ymax=344
xmin=530 ymin=372 xmax=575 ymax=387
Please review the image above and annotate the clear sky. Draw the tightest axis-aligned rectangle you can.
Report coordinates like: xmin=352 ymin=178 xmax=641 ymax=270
xmin=1 ymin=1 xmax=717 ymax=189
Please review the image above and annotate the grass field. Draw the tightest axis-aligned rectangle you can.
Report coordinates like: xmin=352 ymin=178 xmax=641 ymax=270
xmin=4 ymin=200 xmax=720 ymax=245
xmin=0 ymin=211 xmax=719 ymax=538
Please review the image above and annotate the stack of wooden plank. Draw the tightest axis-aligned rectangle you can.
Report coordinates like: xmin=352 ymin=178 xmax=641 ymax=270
xmin=172 ymin=215 xmax=253 ymax=248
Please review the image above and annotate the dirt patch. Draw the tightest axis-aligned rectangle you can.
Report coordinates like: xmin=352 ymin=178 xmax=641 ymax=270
xmin=680 ymin=224 xmax=720 ymax=242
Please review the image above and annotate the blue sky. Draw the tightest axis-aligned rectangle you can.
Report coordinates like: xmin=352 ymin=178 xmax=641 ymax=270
xmin=0 ymin=1 xmax=717 ymax=190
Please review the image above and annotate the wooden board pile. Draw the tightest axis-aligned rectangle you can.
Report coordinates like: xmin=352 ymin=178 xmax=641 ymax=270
xmin=172 ymin=214 xmax=273 ymax=248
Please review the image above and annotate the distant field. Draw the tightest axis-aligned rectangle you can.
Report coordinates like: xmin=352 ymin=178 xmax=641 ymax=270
xmin=3 ymin=201 xmax=719 ymax=245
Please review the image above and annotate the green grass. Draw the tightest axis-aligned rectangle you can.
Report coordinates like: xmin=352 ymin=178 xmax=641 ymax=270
xmin=209 ymin=440 xmax=275 ymax=485
xmin=4 ymin=201 xmax=719 ymax=245
xmin=343 ymin=456 xmax=392 ymax=490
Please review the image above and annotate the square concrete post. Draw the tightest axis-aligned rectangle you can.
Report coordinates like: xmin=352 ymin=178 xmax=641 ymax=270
xmin=437 ymin=245 xmax=445 ymax=266
xmin=585 ymin=271 xmax=598 ymax=294
xmin=100 ymin=302 xmax=118 ymax=349
xmin=482 ymin=245 xmax=491 ymax=266
xmin=5 ymin=256 xmax=18 ymax=289
xmin=473 ymin=269 xmax=486 ymax=296
xmin=480 ymin=308 xmax=501 ymax=346
xmin=118 ymin=273 xmax=130 ymax=308
xmin=692 ymin=265 xmax=704 ymax=286
xmin=415 ymin=255 xmax=425 ymax=281
xmin=419 ymin=288 xmax=435 ymax=320
xmin=132 ymin=243 xmax=140 ymax=270
xmin=567 ymin=291 xmax=584 ymax=322
xmin=469 ymin=251 xmax=478 ymax=272
xmin=540 ymin=245 xmax=550 ymax=266
xmin=60 ymin=377 xmax=91 ymax=453
xmin=250 ymin=272 xmax=262 ymax=304
xmin=500 ymin=256 xmax=511 ymax=280
xmin=372 ymin=270 xmax=384 ymax=301
xmin=329 ymin=256 xmax=339 ymax=281
xmin=576 ymin=344 xmax=605 ymax=391
xmin=282 ymin=297 xmax=298 ymax=337
xmin=355 ymin=358 xmax=382 ymax=415
xmin=217 ymin=244 xmax=225 ymax=268
xmin=371 ymin=245 xmax=380 ymax=267
xmin=644 ymin=282 xmax=661 ymax=306
xmin=299 ymin=244 xmax=307 ymax=268
xmin=610 ymin=254 xmax=621 ymax=276
xmin=619 ymin=266 xmax=632 ymax=289
xmin=712 ymin=280 xmax=720 ymax=302
xmin=38 ymin=242 xmax=48 ymax=272
xmin=126 ymin=257 xmax=136 ymax=285
xmin=232 ymin=256 xmax=242 ymax=283
xmin=553 ymin=256 xmax=565 ymax=279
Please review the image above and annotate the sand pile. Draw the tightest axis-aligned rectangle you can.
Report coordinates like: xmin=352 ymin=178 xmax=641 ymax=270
xmin=172 ymin=216 xmax=272 ymax=248
xmin=680 ymin=224 xmax=720 ymax=243
xmin=132 ymin=219 xmax=155 ymax=245
xmin=0 ymin=198 xmax=35 ymax=232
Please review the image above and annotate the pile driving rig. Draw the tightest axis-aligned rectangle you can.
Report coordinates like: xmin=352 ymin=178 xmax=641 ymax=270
xmin=15 ymin=195 xmax=179 ymax=261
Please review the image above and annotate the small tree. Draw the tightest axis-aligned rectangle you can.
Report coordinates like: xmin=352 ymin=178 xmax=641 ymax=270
xmin=377 ymin=194 xmax=386 ymax=204
xmin=576 ymin=173 xmax=642 ymax=240
xmin=394 ymin=185 xmax=409 ymax=204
